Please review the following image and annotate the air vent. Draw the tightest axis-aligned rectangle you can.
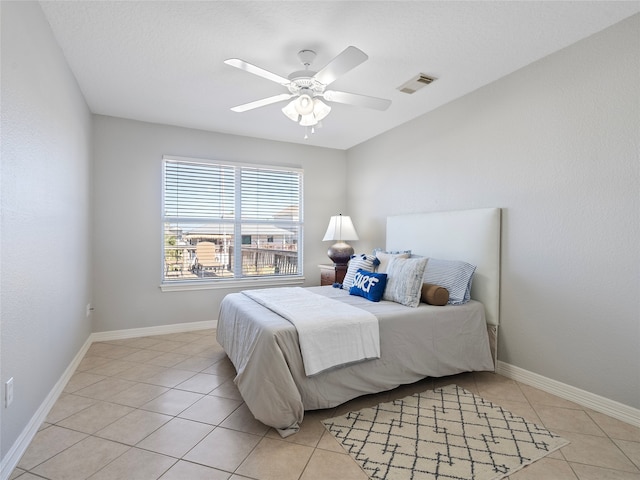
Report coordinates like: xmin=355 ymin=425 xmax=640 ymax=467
xmin=397 ymin=74 xmax=437 ymax=94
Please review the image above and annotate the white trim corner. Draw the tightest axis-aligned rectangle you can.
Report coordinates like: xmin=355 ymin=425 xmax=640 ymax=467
xmin=496 ymin=361 xmax=640 ymax=428
xmin=0 ymin=337 xmax=93 ymax=480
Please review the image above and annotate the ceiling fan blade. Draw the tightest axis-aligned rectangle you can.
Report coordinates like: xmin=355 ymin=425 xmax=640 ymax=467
xmin=313 ymin=46 xmax=368 ymax=86
xmin=224 ymin=58 xmax=291 ymax=85
xmin=323 ymin=90 xmax=391 ymax=111
xmin=230 ymin=93 xmax=294 ymax=113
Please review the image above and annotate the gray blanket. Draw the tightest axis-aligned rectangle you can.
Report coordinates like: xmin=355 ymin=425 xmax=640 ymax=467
xmin=216 ymin=286 xmax=494 ymax=437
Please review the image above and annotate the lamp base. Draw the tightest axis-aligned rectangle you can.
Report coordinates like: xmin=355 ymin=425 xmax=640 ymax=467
xmin=327 ymin=241 xmax=354 ymax=266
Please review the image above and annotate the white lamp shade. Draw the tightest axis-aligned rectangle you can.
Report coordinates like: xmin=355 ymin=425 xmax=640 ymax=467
xmin=322 ymin=215 xmax=359 ymax=241
xmin=299 ymin=113 xmax=318 ymax=126
xmin=282 ymin=100 xmax=300 ymax=122
xmin=313 ymin=99 xmax=331 ymax=122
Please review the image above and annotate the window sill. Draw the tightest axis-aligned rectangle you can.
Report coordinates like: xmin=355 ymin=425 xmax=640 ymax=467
xmin=160 ymin=275 xmax=306 ymax=292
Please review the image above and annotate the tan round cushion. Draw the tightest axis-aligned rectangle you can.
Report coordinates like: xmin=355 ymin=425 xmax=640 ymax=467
xmin=420 ymin=283 xmax=449 ymax=306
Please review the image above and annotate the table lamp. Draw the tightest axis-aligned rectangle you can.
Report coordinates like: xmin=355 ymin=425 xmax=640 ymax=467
xmin=322 ymin=214 xmax=359 ymax=266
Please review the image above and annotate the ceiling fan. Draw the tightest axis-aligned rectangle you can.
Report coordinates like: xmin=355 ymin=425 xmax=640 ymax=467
xmin=224 ymin=46 xmax=391 ymax=135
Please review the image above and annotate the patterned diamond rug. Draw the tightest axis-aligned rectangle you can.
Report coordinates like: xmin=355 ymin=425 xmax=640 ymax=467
xmin=323 ymin=384 xmax=569 ymax=480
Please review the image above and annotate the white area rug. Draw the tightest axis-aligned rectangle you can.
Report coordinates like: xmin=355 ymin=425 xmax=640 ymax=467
xmin=323 ymin=384 xmax=569 ymax=480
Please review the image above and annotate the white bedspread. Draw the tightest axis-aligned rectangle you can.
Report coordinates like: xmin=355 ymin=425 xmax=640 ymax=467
xmin=242 ymin=287 xmax=380 ymax=376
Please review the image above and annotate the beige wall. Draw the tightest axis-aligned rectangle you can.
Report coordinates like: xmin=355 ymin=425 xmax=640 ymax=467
xmin=2 ymin=3 xmax=638 ymax=473
xmin=347 ymin=15 xmax=640 ymax=409
xmin=1 ymin=1 xmax=93 ymax=462
xmin=91 ymin=116 xmax=347 ymax=332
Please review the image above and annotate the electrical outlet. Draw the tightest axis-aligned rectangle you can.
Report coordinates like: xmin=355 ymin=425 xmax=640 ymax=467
xmin=5 ymin=377 xmax=14 ymax=407
xmin=86 ymin=303 xmax=92 ymax=318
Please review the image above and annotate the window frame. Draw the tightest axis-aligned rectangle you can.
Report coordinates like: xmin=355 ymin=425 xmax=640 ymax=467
xmin=160 ymin=155 xmax=305 ymax=291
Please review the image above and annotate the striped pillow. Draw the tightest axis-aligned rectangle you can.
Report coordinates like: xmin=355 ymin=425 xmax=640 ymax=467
xmin=382 ymin=257 xmax=428 ymax=307
xmin=342 ymin=254 xmax=379 ymax=290
xmin=423 ymin=258 xmax=476 ymax=305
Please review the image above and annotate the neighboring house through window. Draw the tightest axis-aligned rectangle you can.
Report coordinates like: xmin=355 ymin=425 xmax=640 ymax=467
xmin=162 ymin=156 xmax=303 ymax=284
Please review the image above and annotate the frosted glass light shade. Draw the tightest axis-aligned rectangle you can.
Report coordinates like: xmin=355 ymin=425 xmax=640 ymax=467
xmin=296 ymin=94 xmax=314 ymax=115
xmin=299 ymin=113 xmax=318 ymax=126
xmin=282 ymin=100 xmax=300 ymax=122
xmin=313 ymin=99 xmax=331 ymax=121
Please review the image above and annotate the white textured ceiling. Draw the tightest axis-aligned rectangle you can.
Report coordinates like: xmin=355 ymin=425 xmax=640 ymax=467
xmin=40 ymin=1 xmax=639 ymax=150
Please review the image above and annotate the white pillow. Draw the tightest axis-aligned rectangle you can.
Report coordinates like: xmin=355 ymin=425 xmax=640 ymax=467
xmin=423 ymin=258 xmax=476 ymax=305
xmin=342 ymin=254 xmax=378 ymax=290
xmin=374 ymin=250 xmax=411 ymax=273
xmin=382 ymin=257 xmax=428 ymax=307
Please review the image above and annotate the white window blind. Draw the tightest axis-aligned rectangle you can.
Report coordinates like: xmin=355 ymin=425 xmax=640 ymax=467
xmin=162 ymin=157 xmax=303 ymax=283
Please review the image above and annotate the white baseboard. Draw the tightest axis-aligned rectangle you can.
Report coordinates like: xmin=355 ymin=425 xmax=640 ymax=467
xmin=496 ymin=361 xmax=640 ymax=428
xmin=0 ymin=319 xmax=218 ymax=480
xmin=0 ymin=336 xmax=93 ymax=480
xmin=91 ymin=320 xmax=217 ymax=343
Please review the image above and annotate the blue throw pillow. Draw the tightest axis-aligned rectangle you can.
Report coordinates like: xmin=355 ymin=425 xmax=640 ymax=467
xmin=349 ymin=269 xmax=387 ymax=302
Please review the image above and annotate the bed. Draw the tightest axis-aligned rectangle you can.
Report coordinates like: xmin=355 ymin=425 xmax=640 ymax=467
xmin=216 ymin=207 xmax=501 ymax=436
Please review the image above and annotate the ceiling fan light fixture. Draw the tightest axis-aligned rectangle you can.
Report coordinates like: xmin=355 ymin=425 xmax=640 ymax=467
xmin=283 ymin=95 xmax=329 ymax=127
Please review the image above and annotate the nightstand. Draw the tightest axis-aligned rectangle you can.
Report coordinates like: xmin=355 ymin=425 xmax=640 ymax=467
xmin=319 ymin=264 xmax=348 ymax=286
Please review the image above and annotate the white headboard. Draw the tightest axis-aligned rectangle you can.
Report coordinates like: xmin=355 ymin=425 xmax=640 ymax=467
xmin=386 ymin=208 xmax=501 ymax=326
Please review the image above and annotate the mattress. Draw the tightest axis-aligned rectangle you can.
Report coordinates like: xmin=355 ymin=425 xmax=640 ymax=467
xmin=216 ymin=285 xmax=494 ymax=436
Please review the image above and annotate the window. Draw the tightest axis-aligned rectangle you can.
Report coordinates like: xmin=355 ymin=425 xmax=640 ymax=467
xmin=162 ymin=156 xmax=303 ymax=284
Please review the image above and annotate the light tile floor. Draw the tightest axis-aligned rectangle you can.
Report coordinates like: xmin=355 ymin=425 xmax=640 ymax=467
xmin=10 ymin=328 xmax=640 ymax=480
